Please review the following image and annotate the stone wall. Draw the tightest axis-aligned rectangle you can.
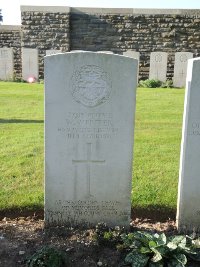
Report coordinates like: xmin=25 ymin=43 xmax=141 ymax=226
xmin=21 ymin=6 xmax=70 ymax=79
xmin=0 ymin=25 xmax=21 ymax=79
xmin=70 ymin=8 xmax=200 ymax=80
xmin=1 ymin=7 xmax=200 ymax=80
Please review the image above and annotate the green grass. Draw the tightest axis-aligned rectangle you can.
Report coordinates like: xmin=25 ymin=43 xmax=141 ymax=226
xmin=0 ymin=82 xmax=185 ymax=214
xmin=132 ymin=88 xmax=184 ymax=212
xmin=0 ymin=82 xmax=44 ymax=211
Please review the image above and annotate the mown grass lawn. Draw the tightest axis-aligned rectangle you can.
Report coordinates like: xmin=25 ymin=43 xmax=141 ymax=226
xmin=0 ymin=82 xmax=185 ymax=215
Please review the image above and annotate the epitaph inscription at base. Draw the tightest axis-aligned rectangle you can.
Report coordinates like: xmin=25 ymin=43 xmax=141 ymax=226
xmin=45 ymin=52 xmax=138 ymax=227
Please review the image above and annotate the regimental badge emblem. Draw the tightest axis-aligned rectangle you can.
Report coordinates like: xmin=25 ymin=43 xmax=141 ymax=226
xmin=71 ymin=65 xmax=112 ymax=107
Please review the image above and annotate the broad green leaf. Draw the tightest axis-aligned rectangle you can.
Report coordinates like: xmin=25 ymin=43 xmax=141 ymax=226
xmin=154 ymin=233 xmax=167 ymax=246
xmin=134 ymin=231 xmax=153 ymax=246
xmin=149 ymin=241 xmax=157 ymax=249
xmin=140 ymin=246 xmax=151 ymax=254
xmin=192 ymin=238 xmax=200 ymax=248
xmin=188 ymin=252 xmax=200 ymax=261
xmin=167 ymin=259 xmax=184 ymax=267
xmin=173 ymin=254 xmax=187 ymax=265
xmin=156 ymin=245 xmax=169 ymax=256
xmin=158 ymin=233 xmax=167 ymax=246
xmin=167 ymin=242 xmax=177 ymax=251
xmin=151 ymin=248 xmax=162 ymax=262
xmin=177 ymin=237 xmax=187 ymax=249
xmin=149 ymin=261 xmax=164 ymax=267
xmin=169 ymin=236 xmax=186 ymax=246
xmin=125 ymin=251 xmax=149 ymax=267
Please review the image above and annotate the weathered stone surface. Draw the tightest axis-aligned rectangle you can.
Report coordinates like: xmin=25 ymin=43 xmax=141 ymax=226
xmin=0 ymin=48 xmax=14 ymax=80
xmin=173 ymin=52 xmax=193 ymax=87
xmin=46 ymin=50 xmax=61 ymax=56
xmin=22 ymin=48 xmax=38 ymax=81
xmin=149 ymin=52 xmax=168 ymax=82
xmin=123 ymin=50 xmax=140 ymax=61
xmin=45 ymin=52 xmax=138 ymax=227
xmin=177 ymin=57 xmax=200 ymax=232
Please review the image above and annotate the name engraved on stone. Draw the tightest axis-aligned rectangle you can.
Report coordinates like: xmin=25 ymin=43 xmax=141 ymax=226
xmin=71 ymin=65 xmax=112 ymax=107
xmin=188 ymin=121 xmax=200 ymax=136
xmin=57 ymin=112 xmax=118 ymax=139
xmin=72 ymin=143 xmax=105 ymax=199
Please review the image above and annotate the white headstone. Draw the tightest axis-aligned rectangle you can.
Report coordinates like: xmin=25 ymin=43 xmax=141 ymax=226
xmin=149 ymin=52 xmax=168 ymax=82
xmin=98 ymin=51 xmax=114 ymax=54
xmin=0 ymin=48 xmax=14 ymax=80
xmin=173 ymin=52 xmax=193 ymax=87
xmin=123 ymin=51 xmax=140 ymax=62
xmin=46 ymin=50 xmax=61 ymax=56
xmin=45 ymin=52 xmax=138 ymax=228
xmin=22 ymin=48 xmax=38 ymax=81
xmin=177 ymin=57 xmax=200 ymax=232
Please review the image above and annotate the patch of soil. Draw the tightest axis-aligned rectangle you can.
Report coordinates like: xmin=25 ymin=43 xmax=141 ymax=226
xmin=0 ymin=213 xmax=198 ymax=267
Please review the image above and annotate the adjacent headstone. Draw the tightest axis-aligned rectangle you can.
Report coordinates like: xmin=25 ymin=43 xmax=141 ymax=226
xmin=98 ymin=51 xmax=114 ymax=54
xmin=173 ymin=52 xmax=193 ymax=87
xmin=22 ymin=48 xmax=38 ymax=81
xmin=45 ymin=52 xmax=138 ymax=227
xmin=0 ymin=48 xmax=14 ymax=80
xmin=46 ymin=50 xmax=61 ymax=56
xmin=149 ymin=52 xmax=168 ymax=82
xmin=177 ymin=57 xmax=200 ymax=232
xmin=123 ymin=51 xmax=140 ymax=62
xmin=123 ymin=51 xmax=140 ymax=81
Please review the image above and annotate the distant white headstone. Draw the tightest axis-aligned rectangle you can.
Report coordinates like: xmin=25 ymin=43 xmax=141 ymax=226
xmin=46 ymin=50 xmax=61 ymax=56
xmin=149 ymin=52 xmax=168 ymax=82
xmin=173 ymin=52 xmax=193 ymax=87
xmin=45 ymin=52 xmax=138 ymax=228
xmin=123 ymin=51 xmax=140 ymax=62
xmin=0 ymin=48 xmax=14 ymax=80
xmin=22 ymin=48 xmax=38 ymax=81
xmin=177 ymin=57 xmax=200 ymax=232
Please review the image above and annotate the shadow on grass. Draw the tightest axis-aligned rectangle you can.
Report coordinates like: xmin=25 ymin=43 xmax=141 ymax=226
xmin=0 ymin=119 xmax=44 ymax=123
xmin=131 ymin=205 xmax=176 ymax=223
xmin=0 ymin=205 xmax=44 ymax=220
xmin=0 ymin=204 xmax=176 ymax=223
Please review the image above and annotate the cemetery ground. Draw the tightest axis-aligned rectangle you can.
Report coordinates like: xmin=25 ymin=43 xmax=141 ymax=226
xmin=1 ymin=82 xmax=198 ymax=266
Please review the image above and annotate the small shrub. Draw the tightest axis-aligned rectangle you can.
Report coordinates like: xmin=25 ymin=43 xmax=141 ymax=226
xmin=138 ymin=79 xmax=162 ymax=88
xmin=120 ymin=231 xmax=200 ymax=266
xmin=94 ymin=222 xmax=123 ymax=247
xmin=160 ymin=80 xmax=173 ymax=88
xmin=95 ymin=226 xmax=200 ymax=267
xmin=26 ymin=246 xmax=67 ymax=267
xmin=138 ymin=79 xmax=174 ymax=88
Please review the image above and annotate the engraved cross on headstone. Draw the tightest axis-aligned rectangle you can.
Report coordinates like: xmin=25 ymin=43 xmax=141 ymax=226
xmin=179 ymin=69 xmax=185 ymax=77
xmin=156 ymin=69 xmax=159 ymax=79
xmin=72 ymin=143 xmax=105 ymax=199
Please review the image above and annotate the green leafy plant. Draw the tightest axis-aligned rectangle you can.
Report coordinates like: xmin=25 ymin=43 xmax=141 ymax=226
xmin=160 ymin=80 xmax=173 ymax=88
xmin=94 ymin=222 xmax=123 ymax=247
xmin=138 ymin=79 xmax=162 ymax=88
xmin=138 ymin=79 xmax=173 ymax=88
xmin=120 ymin=231 xmax=200 ymax=267
xmin=26 ymin=246 xmax=67 ymax=267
